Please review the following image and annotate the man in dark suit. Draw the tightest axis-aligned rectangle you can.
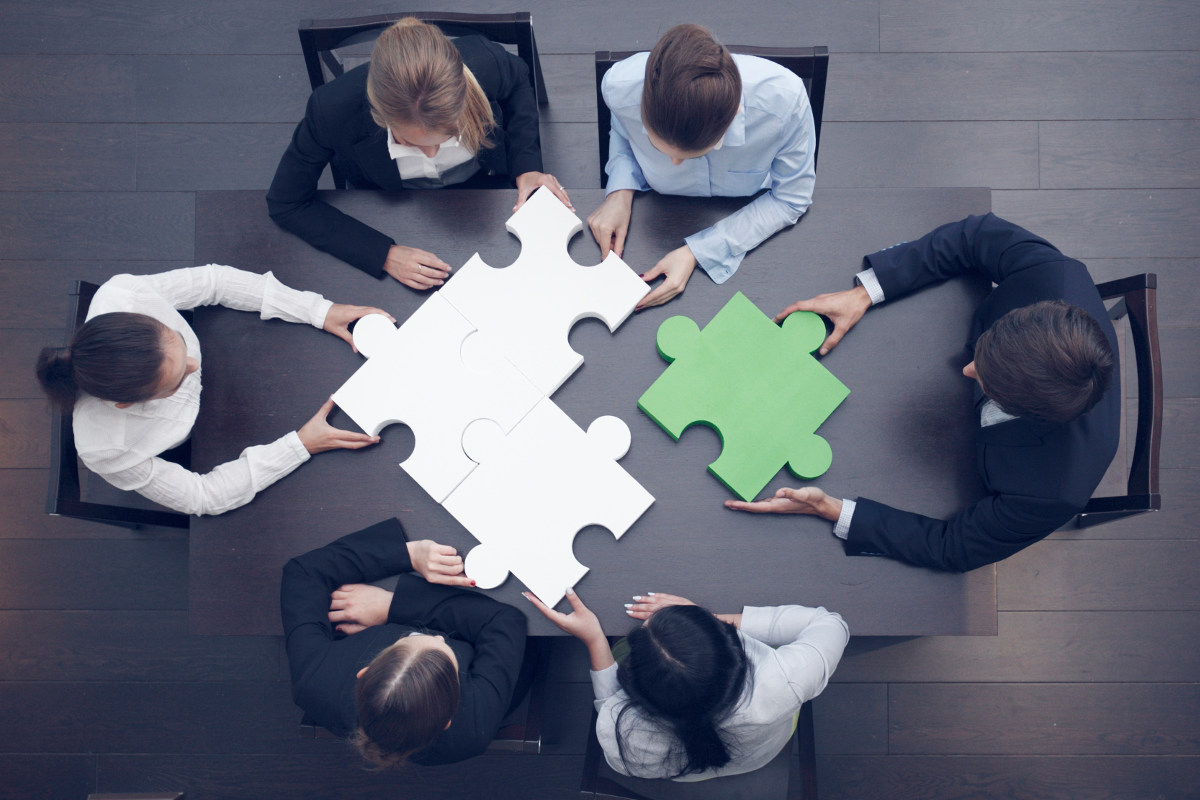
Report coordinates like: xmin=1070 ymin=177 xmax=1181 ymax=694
xmin=727 ymin=214 xmax=1120 ymax=572
xmin=267 ymin=30 xmax=568 ymax=284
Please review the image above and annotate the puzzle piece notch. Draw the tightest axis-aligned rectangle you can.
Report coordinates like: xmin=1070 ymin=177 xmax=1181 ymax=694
xmin=446 ymin=398 xmax=654 ymax=607
xmin=439 ymin=187 xmax=650 ymax=395
xmin=638 ymin=292 xmax=850 ymax=501
xmin=331 ymin=295 xmax=542 ymax=503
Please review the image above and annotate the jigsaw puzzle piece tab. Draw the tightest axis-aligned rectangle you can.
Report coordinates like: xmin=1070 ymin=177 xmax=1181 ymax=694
xmin=638 ymin=292 xmax=850 ymax=501
xmin=444 ymin=398 xmax=654 ymax=607
xmin=439 ymin=187 xmax=650 ymax=395
xmin=331 ymin=295 xmax=542 ymax=503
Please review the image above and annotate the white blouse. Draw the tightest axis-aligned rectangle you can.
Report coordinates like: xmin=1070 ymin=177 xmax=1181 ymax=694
xmin=73 ymin=265 xmax=333 ymax=516
xmin=590 ymin=604 xmax=849 ymax=781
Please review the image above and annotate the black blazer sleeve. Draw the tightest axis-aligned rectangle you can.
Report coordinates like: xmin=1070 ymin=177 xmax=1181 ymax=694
xmin=865 ymin=213 xmax=1069 ymax=302
xmin=266 ymin=83 xmax=396 ymax=277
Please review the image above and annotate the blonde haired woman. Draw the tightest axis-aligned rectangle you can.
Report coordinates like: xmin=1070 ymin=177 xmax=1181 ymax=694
xmin=268 ymin=18 xmax=570 ymax=286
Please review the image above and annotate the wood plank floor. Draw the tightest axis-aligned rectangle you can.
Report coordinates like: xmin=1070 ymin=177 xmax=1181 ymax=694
xmin=0 ymin=1 xmax=1196 ymax=797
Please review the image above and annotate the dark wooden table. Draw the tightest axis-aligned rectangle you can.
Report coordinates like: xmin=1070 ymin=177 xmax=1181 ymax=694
xmin=189 ymin=187 xmax=994 ymax=637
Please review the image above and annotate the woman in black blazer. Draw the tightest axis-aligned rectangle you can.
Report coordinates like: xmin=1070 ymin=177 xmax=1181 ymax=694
xmin=281 ymin=517 xmax=527 ymax=766
xmin=267 ymin=18 xmax=571 ymax=286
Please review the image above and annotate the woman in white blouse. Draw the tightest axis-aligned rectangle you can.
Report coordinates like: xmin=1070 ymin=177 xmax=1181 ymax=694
xmin=35 ymin=265 xmax=390 ymax=516
xmin=526 ymin=589 xmax=848 ymax=782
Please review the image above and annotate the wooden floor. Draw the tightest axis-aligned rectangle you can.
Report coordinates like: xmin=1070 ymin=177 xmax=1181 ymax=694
xmin=1 ymin=1 xmax=1198 ymax=798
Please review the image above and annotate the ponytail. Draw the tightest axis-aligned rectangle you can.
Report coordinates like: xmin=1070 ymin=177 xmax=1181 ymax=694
xmin=615 ymin=605 xmax=749 ymax=777
xmin=35 ymin=312 xmax=166 ymax=411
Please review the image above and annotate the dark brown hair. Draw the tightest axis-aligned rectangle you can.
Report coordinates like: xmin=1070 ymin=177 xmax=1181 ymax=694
xmin=354 ymin=638 xmax=460 ymax=769
xmin=35 ymin=312 xmax=167 ymax=411
xmin=974 ymin=300 xmax=1114 ymax=424
xmin=642 ymin=24 xmax=741 ymax=152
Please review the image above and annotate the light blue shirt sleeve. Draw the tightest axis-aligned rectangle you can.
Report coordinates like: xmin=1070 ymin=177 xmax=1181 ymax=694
xmin=603 ymin=110 xmax=650 ymax=194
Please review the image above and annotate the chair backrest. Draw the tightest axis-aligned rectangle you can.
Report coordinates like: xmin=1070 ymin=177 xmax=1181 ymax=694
xmin=299 ymin=11 xmax=547 ymax=101
xmin=594 ymin=46 xmax=828 ymax=188
xmin=1076 ymin=273 xmax=1162 ymax=527
xmin=45 ymin=281 xmax=190 ymax=530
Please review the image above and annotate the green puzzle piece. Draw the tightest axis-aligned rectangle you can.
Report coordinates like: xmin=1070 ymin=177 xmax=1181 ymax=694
xmin=637 ymin=292 xmax=850 ymax=501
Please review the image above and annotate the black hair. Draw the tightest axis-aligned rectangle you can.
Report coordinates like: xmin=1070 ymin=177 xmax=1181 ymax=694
xmin=35 ymin=312 xmax=167 ymax=411
xmin=614 ymin=604 xmax=749 ymax=777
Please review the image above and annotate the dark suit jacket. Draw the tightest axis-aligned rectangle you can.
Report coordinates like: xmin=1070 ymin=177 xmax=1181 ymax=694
xmin=267 ymin=35 xmax=543 ymax=277
xmin=280 ymin=518 xmax=527 ymax=765
xmin=844 ymin=214 xmax=1121 ymax=572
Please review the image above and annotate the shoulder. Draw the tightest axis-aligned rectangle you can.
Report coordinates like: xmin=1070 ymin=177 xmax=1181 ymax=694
xmin=733 ymin=54 xmax=808 ymax=115
xmin=307 ymin=63 xmax=371 ymax=123
xmin=455 ymin=35 xmax=516 ymax=92
xmin=602 ymin=52 xmax=649 ymax=110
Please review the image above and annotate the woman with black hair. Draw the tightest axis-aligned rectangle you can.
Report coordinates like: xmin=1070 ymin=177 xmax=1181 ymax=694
xmin=526 ymin=589 xmax=848 ymax=781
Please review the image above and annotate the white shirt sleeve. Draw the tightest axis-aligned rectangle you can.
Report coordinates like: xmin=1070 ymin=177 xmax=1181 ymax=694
xmin=97 ymin=431 xmax=311 ymax=517
xmin=855 ymin=268 xmax=886 ymax=305
xmin=739 ymin=604 xmax=850 ymax=705
xmin=590 ymin=662 xmax=622 ymax=710
xmin=139 ymin=264 xmax=332 ymax=327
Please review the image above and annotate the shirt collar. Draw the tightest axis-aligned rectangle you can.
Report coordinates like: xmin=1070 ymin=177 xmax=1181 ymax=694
xmin=386 ymin=126 xmax=461 ymax=161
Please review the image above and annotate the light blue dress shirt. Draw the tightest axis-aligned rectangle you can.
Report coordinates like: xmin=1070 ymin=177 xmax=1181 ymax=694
xmin=602 ymin=52 xmax=817 ymax=283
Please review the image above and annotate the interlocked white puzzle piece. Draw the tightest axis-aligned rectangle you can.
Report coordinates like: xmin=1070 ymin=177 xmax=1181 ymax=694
xmin=439 ymin=186 xmax=650 ymax=395
xmin=444 ymin=398 xmax=655 ymax=608
xmin=331 ymin=295 xmax=541 ymax=503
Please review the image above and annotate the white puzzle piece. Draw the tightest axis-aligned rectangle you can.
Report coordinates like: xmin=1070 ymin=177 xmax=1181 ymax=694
xmin=439 ymin=186 xmax=650 ymax=395
xmin=444 ymin=398 xmax=655 ymax=608
xmin=331 ymin=296 xmax=542 ymax=503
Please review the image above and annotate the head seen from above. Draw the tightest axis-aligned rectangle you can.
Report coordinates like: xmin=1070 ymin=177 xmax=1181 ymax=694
xmin=616 ymin=604 xmax=749 ymax=777
xmin=367 ymin=17 xmax=495 ymax=156
xmin=35 ymin=312 xmax=198 ymax=412
xmin=972 ymin=300 xmax=1114 ymax=424
xmin=354 ymin=633 xmax=460 ymax=768
xmin=642 ymin=23 xmax=741 ymax=163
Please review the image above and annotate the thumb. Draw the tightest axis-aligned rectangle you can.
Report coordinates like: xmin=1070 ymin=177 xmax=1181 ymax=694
xmin=641 ymin=263 xmax=666 ymax=281
xmin=819 ymin=326 xmax=848 ymax=356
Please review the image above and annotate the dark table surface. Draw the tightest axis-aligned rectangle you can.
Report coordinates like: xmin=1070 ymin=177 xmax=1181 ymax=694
xmin=189 ymin=187 xmax=994 ymax=637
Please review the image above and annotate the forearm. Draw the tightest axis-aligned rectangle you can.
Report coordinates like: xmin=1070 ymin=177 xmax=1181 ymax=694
xmin=685 ymin=189 xmax=809 ymax=283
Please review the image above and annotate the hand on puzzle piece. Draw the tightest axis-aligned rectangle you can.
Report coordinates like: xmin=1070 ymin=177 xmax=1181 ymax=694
xmin=775 ymin=284 xmax=873 ymax=356
xmin=298 ymin=398 xmax=380 ymax=455
xmin=323 ymin=303 xmax=395 ymax=353
xmin=587 ymin=189 xmax=634 ymax=258
xmin=328 ymin=583 xmax=391 ymax=635
xmin=515 ymin=171 xmax=573 ymax=212
xmin=637 ymin=245 xmax=698 ymax=311
xmin=407 ymin=539 xmax=474 ymax=588
xmin=383 ymin=244 xmax=451 ymax=290
xmin=524 ymin=588 xmax=615 ymax=671
xmin=725 ymin=486 xmax=843 ymax=521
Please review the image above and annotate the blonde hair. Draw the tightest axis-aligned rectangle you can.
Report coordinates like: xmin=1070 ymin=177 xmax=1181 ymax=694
xmin=367 ymin=18 xmax=495 ymax=153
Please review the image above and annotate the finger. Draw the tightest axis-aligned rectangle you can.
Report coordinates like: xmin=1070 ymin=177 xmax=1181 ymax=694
xmin=417 ymin=259 xmax=451 ymax=278
xmin=522 ymin=591 xmax=560 ymax=620
xmin=546 ymin=181 xmax=573 ymax=210
xmin=563 ymin=587 xmax=591 ymax=614
xmin=336 ymin=623 xmax=366 ymax=635
xmin=591 ymin=223 xmax=612 ymax=259
xmin=724 ymin=499 xmax=772 ymax=513
xmin=636 ymin=283 xmax=671 ymax=311
xmin=429 ymin=572 xmax=475 ymax=588
xmin=513 ymin=184 xmax=534 ymax=211
xmin=328 ymin=609 xmax=349 ymax=622
xmin=364 ymin=306 xmax=396 ymax=324
xmin=819 ymin=325 xmax=847 ymax=356
xmin=612 ymin=223 xmax=627 ymax=258
xmin=314 ymin=397 xmax=335 ymax=419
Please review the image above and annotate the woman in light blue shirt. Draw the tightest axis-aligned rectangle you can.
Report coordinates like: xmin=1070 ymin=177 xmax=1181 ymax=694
xmin=588 ymin=24 xmax=817 ymax=309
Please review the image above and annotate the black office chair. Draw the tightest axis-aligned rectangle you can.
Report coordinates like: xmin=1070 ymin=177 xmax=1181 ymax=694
xmin=580 ymin=703 xmax=818 ymax=800
xmin=1075 ymin=272 xmax=1162 ymax=528
xmin=594 ymin=46 xmax=828 ymax=187
xmin=88 ymin=794 xmax=184 ymax=800
xmin=45 ymin=281 xmax=190 ymax=530
xmin=298 ymin=11 xmax=548 ymax=190
xmin=300 ymin=635 xmax=552 ymax=754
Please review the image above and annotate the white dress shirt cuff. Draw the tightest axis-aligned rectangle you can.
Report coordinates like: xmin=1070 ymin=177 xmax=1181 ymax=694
xmin=854 ymin=268 xmax=886 ymax=305
xmin=833 ymin=498 xmax=856 ymax=540
xmin=590 ymin=662 xmax=621 ymax=703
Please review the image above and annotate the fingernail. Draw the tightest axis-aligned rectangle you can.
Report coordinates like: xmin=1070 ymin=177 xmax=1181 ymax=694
xmin=819 ymin=348 xmax=827 ymax=356
xmin=647 ymin=592 xmax=656 ymax=596
xmin=566 ymin=587 xmax=575 ymax=595
xmin=470 ymin=580 xmax=476 ymax=586
xmin=626 ymin=609 xmax=635 ymax=616
xmin=624 ymin=603 xmax=634 ymax=609
xmin=632 ymin=595 xmax=642 ymax=601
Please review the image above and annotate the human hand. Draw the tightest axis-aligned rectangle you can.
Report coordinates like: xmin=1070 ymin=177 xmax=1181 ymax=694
xmin=636 ymin=245 xmax=697 ymax=311
xmin=514 ymin=171 xmax=573 ymax=212
xmin=524 ymin=587 xmax=605 ymax=644
xmin=775 ymin=285 xmax=872 ymax=356
xmin=407 ymin=539 xmax=474 ymax=587
xmin=329 ymin=583 xmax=392 ymax=635
xmin=298 ymin=398 xmax=380 ymax=454
xmin=323 ymin=304 xmax=395 ymax=353
xmin=383 ymin=245 xmax=451 ymax=290
xmin=624 ymin=591 xmax=695 ymax=621
xmin=587 ymin=190 xmax=634 ymax=258
xmin=725 ymin=486 xmax=843 ymax=522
